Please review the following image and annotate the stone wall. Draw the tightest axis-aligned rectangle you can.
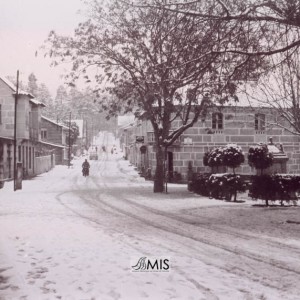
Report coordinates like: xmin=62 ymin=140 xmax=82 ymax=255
xmin=127 ymin=106 xmax=300 ymax=181
xmin=34 ymin=155 xmax=54 ymax=175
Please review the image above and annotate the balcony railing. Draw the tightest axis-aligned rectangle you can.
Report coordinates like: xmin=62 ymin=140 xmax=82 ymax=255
xmin=213 ymin=129 xmax=223 ymax=134
xmin=255 ymin=130 xmax=265 ymax=135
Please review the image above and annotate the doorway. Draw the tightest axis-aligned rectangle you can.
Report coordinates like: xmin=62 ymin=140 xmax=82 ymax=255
xmin=167 ymin=151 xmax=174 ymax=180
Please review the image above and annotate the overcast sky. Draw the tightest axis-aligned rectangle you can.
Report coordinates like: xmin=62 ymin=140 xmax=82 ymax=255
xmin=0 ymin=0 xmax=87 ymax=96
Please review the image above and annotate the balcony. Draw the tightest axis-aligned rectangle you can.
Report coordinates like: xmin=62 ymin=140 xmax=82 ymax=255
xmin=255 ymin=130 xmax=265 ymax=135
xmin=213 ymin=130 xmax=223 ymax=134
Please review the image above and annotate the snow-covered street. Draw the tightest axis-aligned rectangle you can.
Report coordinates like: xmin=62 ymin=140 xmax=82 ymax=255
xmin=1 ymin=132 xmax=300 ymax=300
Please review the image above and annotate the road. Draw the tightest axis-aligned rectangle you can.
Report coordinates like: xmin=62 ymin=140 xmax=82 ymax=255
xmin=1 ymin=131 xmax=300 ymax=300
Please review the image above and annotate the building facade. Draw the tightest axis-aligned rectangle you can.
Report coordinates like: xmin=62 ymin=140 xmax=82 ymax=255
xmin=39 ymin=116 xmax=71 ymax=165
xmin=0 ymin=76 xmax=53 ymax=187
xmin=119 ymin=106 xmax=300 ymax=181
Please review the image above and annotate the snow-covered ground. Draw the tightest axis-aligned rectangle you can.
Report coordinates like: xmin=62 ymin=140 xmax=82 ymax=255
xmin=1 ymin=132 xmax=300 ymax=300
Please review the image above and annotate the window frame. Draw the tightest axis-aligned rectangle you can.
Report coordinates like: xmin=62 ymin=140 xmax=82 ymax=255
xmin=255 ymin=113 xmax=266 ymax=131
xmin=212 ymin=112 xmax=223 ymax=130
xmin=41 ymin=128 xmax=48 ymax=140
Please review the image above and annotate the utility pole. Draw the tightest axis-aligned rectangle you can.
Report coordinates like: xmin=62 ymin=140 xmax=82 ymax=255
xmin=13 ymin=70 xmax=19 ymax=191
xmin=68 ymin=112 xmax=71 ymax=168
xmin=86 ymin=119 xmax=88 ymax=148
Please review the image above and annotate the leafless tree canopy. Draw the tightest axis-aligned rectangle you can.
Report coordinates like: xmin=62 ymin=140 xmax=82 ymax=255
xmin=136 ymin=0 xmax=300 ymax=56
xmin=44 ymin=0 xmax=300 ymax=192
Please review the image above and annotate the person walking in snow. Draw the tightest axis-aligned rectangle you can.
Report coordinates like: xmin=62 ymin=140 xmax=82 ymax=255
xmin=82 ymin=159 xmax=90 ymax=176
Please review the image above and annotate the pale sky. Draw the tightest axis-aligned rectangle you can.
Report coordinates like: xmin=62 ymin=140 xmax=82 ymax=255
xmin=0 ymin=0 xmax=87 ymax=96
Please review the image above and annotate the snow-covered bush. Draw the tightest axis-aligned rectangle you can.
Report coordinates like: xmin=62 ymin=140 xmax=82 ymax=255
xmin=207 ymin=173 xmax=246 ymax=201
xmin=249 ymin=174 xmax=300 ymax=206
xmin=191 ymin=173 xmax=246 ymax=201
xmin=190 ymin=173 xmax=211 ymax=196
xmin=248 ymin=144 xmax=273 ymax=175
xmin=200 ymin=144 xmax=246 ymax=200
xmin=203 ymin=147 xmax=224 ymax=168
xmin=204 ymin=144 xmax=245 ymax=174
xmin=222 ymin=144 xmax=245 ymax=173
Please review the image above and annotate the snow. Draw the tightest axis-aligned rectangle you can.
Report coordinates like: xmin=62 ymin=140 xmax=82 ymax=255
xmin=1 ymin=132 xmax=300 ymax=299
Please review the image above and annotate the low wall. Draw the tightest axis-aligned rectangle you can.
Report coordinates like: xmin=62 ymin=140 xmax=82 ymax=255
xmin=35 ymin=154 xmax=55 ymax=175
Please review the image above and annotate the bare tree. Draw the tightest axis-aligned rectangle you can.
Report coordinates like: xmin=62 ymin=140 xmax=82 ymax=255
xmin=240 ymin=49 xmax=300 ymax=136
xmin=138 ymin=0 xmax=300 ymax=56
xmin=44 ymin=0 xmax=264 ymax=192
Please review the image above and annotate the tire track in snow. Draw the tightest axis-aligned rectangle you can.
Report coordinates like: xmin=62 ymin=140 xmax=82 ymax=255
xmin=101 ymin=158 xmax=300 ymax=274
xmin=54 ymin=133 xmax=299 ymax=299
xmin=57 ymin=158 xmax=285 ymax=298
xmin=55 ymin=190 xmax=220 ymax=300
xmin=113 ymin=191 xmax=300 ymax=258
xmin=86 ymin=154 xmax=300 ymax=297
xmin=86 ymin=133 xmax=221 ymax=299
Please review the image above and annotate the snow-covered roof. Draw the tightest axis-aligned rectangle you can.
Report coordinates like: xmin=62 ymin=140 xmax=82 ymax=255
xmin=0 ymin=135 xmax=14 ymax=141
xmin=0 ymin=75 xmax=34 ymax=98
xmin=38 ymin=140 xmax=65 ymax=149
xmin=41 ymin=116 xmax=69 ymax=130
xmin=30 ymin=98 xmax=46 ymax=107
xmin=41 ymin=116 xmax=61 ymax=126
xmin=117 ymin=115 xmax=135 ymax=127
xmin=0 ymin=75 xmax=46 ymax=108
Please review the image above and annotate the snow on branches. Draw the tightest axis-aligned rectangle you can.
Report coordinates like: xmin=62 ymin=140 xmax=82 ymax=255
xmin=203 ymin=144 xmax=245 ymax=173
xmin=248 ymin=143 xmax=274 ymax=174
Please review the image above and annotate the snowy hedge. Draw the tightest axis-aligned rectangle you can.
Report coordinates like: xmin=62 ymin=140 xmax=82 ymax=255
xmin=190 ymin=173 xmax=211 ymax=196
xmin=191 ymin=173 xmax=246 ymax=201
xmin=249 ymin=174 xmax=300 ymax=206
xmin=208 ymin=173 xmax=246 ymax=201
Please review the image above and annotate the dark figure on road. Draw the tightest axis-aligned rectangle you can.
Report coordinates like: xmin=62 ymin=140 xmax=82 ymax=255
xmin=82 ymin=159 xmax=90 ymax=177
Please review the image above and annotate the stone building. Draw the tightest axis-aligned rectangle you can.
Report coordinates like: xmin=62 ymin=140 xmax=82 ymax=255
xmin=119 ymin=105 xmax=300 ymax=181
xmin=0 ymin=76 xmax=53 ymax=188
xmin=39 ymin=116 xmax=72 ymax=165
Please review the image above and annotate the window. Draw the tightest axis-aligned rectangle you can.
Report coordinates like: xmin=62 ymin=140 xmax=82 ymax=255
xmin=22 ymin=146 xmax=25 ymax=164
xmin=18 ymin=146 xmax=21 ymax=162
xmin=41 ymin=129 xmax=47 ymax=140
xmin=29 ymin=111 xmax=32 ymax=127
xmin=26 ymin=146 xmax=28 ymax=169
xmin=147 ymin=132 xmax=155 ymax=143
xmin=255 ymin=113 xmax=265 ymax=131
xmin=29 ymin=147 xmax=32 ymax=169
xmin=212 ymin=113 xmax=223 ymax=130
xmin=26 ymin=111 xmax=29 ymax=129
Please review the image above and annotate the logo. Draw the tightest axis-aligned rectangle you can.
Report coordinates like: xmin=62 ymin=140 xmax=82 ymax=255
xmin=131 ymin=257 xmax=170 ymax=272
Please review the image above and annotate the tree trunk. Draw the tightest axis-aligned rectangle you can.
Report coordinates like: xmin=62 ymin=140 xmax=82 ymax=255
xmin=233 ymin=169 xmax=237 ymax=202
xmin=234 ymin=190 xmax=237 ymax=202
xmin=153 ymin=145 xmax=165 ymax=193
